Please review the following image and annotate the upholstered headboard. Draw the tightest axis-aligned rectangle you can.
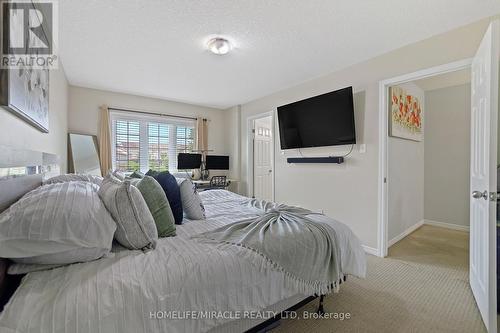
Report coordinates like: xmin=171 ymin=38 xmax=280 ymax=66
xmin=0 ymin=145 xmax=60 ymax=311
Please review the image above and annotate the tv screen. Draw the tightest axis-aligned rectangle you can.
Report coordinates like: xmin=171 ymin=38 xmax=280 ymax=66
xmin=177 ymin=153 xmax=202 ymax=169
xmin=277 ymin=87 xmax=356 ymax=149
xmin=206 ymin=155 xmax=229 ymax=170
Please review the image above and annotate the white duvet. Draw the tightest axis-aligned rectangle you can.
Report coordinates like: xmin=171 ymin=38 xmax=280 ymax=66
xmin=0 ymin=190 xmax=366 ymax=333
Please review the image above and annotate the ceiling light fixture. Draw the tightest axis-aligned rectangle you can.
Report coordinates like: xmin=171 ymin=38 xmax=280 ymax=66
xmin=207 ymin=37 xmax=232 ymax=55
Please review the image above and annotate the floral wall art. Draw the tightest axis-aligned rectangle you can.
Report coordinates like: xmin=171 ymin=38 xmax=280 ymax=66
xmin=389 ymin=86 xmax=423 ymax=141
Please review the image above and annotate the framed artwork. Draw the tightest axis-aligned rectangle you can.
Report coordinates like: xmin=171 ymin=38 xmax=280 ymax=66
xmin=0 ymin=68 xmax=49 ymax=133
xmin=0 ymin=0 xmax=50 ymax=133
xmin=389 ymin=86 xmax=423 ymax=141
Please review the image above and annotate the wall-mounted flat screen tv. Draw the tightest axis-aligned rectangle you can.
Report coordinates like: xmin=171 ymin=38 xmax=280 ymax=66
xmin=277 ymin=86 xmax=356 ymax=149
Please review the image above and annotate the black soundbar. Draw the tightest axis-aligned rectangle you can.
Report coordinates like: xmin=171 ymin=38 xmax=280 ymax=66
xmin=287 ymin=156 xmax=344 ymax=164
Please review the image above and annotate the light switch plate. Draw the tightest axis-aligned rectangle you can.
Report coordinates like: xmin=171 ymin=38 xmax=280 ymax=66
xmin=359 ymin=144 xmax=366 ymax=154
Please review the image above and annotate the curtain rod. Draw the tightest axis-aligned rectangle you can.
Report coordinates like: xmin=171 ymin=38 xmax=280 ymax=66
xmin=108 ymin=107 xmax=204 ymax=121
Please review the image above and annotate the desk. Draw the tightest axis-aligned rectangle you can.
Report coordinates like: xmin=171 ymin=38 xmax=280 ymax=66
xmin=192 ymin=180 xmax=210 ymax=186
xmin=192 ymin=179 xmax=238 ymax=192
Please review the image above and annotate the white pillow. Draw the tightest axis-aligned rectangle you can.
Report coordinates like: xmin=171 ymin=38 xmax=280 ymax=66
xmin=112 ymin=169 xmax=126 ymax=181
xmin=0 ymin=181 xmax=116 ymax=265
xmin=176 ymin=178 xmax=206 ymax=220
xmin=43 ymin=173 xmax=103 ymax=186
xmin=98 ymin=174 xmax=158 ymax=250
xmin=8 ymin=252 xmax=116 ymax=275
xmin=8 ymin=262 xmax=66 ymax=275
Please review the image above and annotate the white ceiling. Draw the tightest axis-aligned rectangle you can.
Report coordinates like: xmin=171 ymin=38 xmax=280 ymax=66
xmin=414 ymin=69 xmax=471 ymax=91
xmin=59 ymin=1 xmax=500 ymax=109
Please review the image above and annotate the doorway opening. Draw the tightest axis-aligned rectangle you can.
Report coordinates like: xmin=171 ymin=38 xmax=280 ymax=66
xmin=248 ymin=113 xmax=275 ymax=201
xmin=386 ymin=69 xmax=471 ymax=270
xmin=378 ymin=59 xmax=474 ymax=257
xmin=380 ymin=64 xmax=492 ymax=331
xmin=378 ymin=20 xmax=499 ymax=330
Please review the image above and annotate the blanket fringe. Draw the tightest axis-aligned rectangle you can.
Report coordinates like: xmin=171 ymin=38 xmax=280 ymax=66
xmin=207 ymin=240 xmax=343 ymax=296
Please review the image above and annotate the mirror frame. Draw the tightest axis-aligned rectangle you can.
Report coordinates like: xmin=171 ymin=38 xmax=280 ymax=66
xmin=67 ymin=133 xmax=100 ymax=175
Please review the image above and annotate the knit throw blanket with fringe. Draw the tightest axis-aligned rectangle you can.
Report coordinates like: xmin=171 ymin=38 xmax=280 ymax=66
xmin=192 ymin=199 xmax=342 ymax=296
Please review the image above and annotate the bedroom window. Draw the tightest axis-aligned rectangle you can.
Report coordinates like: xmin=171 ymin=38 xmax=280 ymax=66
xmin=176 ymin=126 xmax=195 ymax=154
xmin=115 ymin=120 xmax=140 ymax=172
xmin=110 ymin=112 xmax=196 ymax=173
xmin=148 ymin=123 xmax=170 ymax=172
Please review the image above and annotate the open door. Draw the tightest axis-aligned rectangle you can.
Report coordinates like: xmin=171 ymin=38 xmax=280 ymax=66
xmin=470 ymin=20 xmax=499 ymax=332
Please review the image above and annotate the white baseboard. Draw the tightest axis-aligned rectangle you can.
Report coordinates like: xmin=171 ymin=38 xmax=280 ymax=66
xmin=362 ymin=245 xmax=380 ymax=256
xmin=423 ymin=219 xmax=469 ymax=232
xmin=388 ymin=220 xmax=424 ymax=247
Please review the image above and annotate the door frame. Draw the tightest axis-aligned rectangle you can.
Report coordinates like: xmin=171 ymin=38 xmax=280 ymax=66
xmin=246 ymin=111 xmax=276 ymax=201
xmin=377 ymin=58 xmax=473 ymax=257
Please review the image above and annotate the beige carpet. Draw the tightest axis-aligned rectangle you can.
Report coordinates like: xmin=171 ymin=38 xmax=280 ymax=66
xmin=273 ymin=225 xmax=485 ymax=333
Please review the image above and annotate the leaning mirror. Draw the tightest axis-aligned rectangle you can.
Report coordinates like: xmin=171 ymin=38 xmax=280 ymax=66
xmin=68 ymin=133 xmax=101 ymax=176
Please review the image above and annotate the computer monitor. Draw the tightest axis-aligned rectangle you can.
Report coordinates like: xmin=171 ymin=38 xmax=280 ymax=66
xmin=205 ymin=155 xmax=229 ymax=170
xmin=177 ymin=153 xmax=202 ymax=169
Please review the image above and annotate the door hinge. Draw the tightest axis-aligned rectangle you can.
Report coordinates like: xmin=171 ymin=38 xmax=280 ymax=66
xmin=384 ymin=177 xmax=387 ymax=184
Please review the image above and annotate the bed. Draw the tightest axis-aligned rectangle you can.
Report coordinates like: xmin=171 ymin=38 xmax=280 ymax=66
xmin=0 ymin=148 xmax=366 ymax=333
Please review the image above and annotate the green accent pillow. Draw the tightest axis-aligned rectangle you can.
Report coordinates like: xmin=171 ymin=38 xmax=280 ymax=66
xmin=133 ymin=175 xmax=176 ymax=237
xmin=146 ymin=169 xmax=159 ymax=177
xmin=130 ymin=171 xmax=145 ymax=179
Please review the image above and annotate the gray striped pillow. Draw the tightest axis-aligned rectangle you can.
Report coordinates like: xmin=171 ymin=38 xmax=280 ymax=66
xmin=0 ymin=181 xmax=116 ymax=264
xmin=176 ymin=178 xmax=206 ymax=220
xmin=98 ymin=174 xmax=158 ymax=250
xmin=43 ymin=173 xmax=103 ymax=186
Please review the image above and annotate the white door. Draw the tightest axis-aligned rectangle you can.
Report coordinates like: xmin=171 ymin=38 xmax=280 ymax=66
xmin=253 ymin=116 xmax=273 ymax=201
xmin=470 ymin=20 xmax=499 ymax=333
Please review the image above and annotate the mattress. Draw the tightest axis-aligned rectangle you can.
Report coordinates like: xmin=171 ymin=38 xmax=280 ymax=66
xmin=0 ymin=190 xmax=365 ymax=333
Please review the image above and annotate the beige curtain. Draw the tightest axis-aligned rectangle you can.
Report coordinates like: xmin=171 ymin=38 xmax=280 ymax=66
xmin=99 ymin=105 xmax=112 ymax=176
xmin=196 ymin=117 xmax=208 ymax=153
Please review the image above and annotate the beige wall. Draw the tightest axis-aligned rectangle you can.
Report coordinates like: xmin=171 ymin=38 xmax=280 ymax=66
xmin=424 ymin=84 xmax=471 ymax=227
xmin=237 ymin=18 xmax=493 ymax=249
xmin=0 ymin=66 xmax=69 ymax=172
xmin=388 ymin=83 xmax=425 ymax=241
xmin=68 ymin=86 xmax=229 ymax=157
